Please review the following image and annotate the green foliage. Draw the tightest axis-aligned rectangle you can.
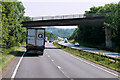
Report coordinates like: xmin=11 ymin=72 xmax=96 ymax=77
xmin=23 ymin=16 xmax=31 ymax=21
xmin=85 ymin=3 xmax=120 ymax=50
xmin=45 ymin=31 xmax=58 ymax=40
xmin=46 ymin=28 xmax=75 ymax=38
xmin=0 ymin=46 xmax=24 ymax=72
xmin=67 ymin=28 xmax=79 ymax=40
xmin=1 ymin=1 xmax=26 ymax=48
xmin=70 ymin=25 xmax=105 ymax=45
xmin=69 ymin=3 xmax=120 ymax=51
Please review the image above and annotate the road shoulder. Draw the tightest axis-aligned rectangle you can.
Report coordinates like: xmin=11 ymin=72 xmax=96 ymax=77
xmin=2 ymin=50 xmax=25 ymax=78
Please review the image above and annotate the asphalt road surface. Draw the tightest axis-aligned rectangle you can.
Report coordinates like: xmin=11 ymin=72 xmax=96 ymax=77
xmin=3 ymin=42 xmax=119 ymax=79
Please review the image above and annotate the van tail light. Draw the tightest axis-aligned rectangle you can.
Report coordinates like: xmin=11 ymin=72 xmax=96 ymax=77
xmin=27 ymin=51 xmax=31 ymax=52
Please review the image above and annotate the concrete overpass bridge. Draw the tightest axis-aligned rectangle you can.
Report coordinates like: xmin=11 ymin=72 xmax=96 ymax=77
xmin=22 ymin=14 xmax=112 ymax=48
xmin=22 ymin=14 xmax=106 ymax=27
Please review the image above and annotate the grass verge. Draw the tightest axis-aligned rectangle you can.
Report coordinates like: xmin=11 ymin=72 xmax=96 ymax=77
xmin=53 ymin=41 xmax=120 ymax=72
xmin=0 ymin=43 xmax=25 ymax=73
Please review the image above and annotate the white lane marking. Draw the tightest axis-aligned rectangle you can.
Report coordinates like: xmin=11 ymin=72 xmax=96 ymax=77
xmin=57 ymin=65 xmax=70 ymax=78
xmin=59 ymin=68 xmax=70 ymax=78
xmin=11 ymin=52 xmax=25 ymax=78
xmin=47 ymin=55 xmax=50 ymax=58
xmin=65 ymin=52 xmax=118 ymax=77
xmin=47 ymin=54 xmax=70 ymax=78
xmin=57 ymin=66 xmax=61 ymax=69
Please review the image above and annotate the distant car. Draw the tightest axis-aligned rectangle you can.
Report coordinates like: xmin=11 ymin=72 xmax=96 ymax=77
xmin=64 ymin=38 xmax=68 ymax=43
xmin=74 ymin=42 xmax=79 ymax=47
xmin=45 ymin=37 xmax=48 ymax=42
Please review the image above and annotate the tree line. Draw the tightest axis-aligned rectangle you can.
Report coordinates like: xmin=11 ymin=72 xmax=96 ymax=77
xmin=1 ymin=1 xmax=58 ymax=49
xmin=46 ymin=28 xmax=75 ymax=38
xmin=1 ymin=1 xmax=27 ymax=48
xmin=68 ymin=2 xmax=120 ymax=51
xmin=45 ymin=31 xmax=58 ymax=40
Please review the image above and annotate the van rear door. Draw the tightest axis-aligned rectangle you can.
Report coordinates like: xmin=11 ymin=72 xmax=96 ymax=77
xmin=36 ymin=29 xmax=45 ymax=47
xmin=27 ymin=29 xmax=35 ymax=46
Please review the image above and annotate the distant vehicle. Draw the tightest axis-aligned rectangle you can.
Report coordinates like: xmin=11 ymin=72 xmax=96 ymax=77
xmin=45 ymin=37 xmax=48 ymax=42
xmin=26 ymin=28 xmax=45 ymax=55
xmin=64 ymin=38 xmax=68 ymax=43
xmin=49 ymin=38 xmax=53 ymax=43
xmin=74 ymin=42 xmax=79 ymax=47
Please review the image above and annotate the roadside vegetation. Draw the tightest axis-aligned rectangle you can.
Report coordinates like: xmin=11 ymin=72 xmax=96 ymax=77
xmin=53 ymin=41 xmax=120 ymax=72
xmin=1 ymin=1 xmax=29 ymax=48
xmin=46 ymin=28 xmax=75 ymax=38
xmin=0 ymin=1 xmax=29 ymax=72
xmin=45 ymin=31 xmax=58 ymax=40
xmin=0 ymin=45 xmax=25 ymax=73
xmin=68 ymin=3 xmax=120 ymax=52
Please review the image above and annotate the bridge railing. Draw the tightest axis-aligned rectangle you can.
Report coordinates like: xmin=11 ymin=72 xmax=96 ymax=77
xmin=30 ymin=13 xmax=107 ymax=21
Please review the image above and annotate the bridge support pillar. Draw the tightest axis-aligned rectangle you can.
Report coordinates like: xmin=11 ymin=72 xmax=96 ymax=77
xmin=105 ymin=27 xmax=112 ymax=48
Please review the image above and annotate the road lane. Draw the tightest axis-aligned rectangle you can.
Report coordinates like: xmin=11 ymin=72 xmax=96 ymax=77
xmin=15 ymin=50 xmax=66 ymax=78
xmin=14 ymin=42 xmax=118 ymax=78
xmin=46 ymin=43 xmax=118 ymax=78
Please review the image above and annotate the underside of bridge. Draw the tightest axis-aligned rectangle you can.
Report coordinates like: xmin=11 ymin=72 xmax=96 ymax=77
xmin=22 ymin=17 xmax=113 ymax=49
xmin=22 ymin=17 xmax=105 ymax=27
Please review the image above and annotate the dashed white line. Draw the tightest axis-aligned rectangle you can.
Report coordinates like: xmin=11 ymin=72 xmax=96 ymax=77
xmin=47 ymin=55 xmax=50 ymax=58
xmin=11 ymin=52 xmax=25 ymax=78
xmin=57 ymin=65 xmax=70 ymax=78
xmin=47 ymin=54 xmax=70 ymax=78
xmin=57 ymin=66 xmax=61 ymax=69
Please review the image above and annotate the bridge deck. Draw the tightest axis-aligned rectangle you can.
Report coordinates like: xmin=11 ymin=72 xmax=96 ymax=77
xmin=22 ymin=14 xmax=106 ymax=27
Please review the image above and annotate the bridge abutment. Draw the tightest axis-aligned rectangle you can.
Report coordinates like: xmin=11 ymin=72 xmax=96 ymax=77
xmin=105 ymin=27 xmax=112 ymax=48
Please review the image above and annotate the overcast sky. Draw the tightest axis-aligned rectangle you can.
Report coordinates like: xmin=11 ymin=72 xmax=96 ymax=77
xmin=18 ymin=0 xmax=119 ymax=28
xmin=19 ymin=0 xmax=119 ymax=17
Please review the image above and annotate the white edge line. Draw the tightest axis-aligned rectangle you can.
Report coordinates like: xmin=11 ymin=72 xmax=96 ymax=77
xmin=67 ymin=53 xmax=118 ymax=77
xmin=56 ymin=43 xmax=118 ymax=77
xmin=11 ymin=52 xmax=25 ymax=78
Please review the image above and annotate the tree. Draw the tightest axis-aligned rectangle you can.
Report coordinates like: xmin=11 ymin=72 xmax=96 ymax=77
xmin=45 ymin=31 xmax=58 ymax=40
xmin=69 ymin=3 xmax=120 ymax=51
xmin=2 ymin=1 xmax=25 ymax=48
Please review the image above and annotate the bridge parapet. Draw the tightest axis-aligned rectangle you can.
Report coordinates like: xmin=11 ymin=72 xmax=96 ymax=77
xmin=30 ymin=13 xmax=107 ymax=21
